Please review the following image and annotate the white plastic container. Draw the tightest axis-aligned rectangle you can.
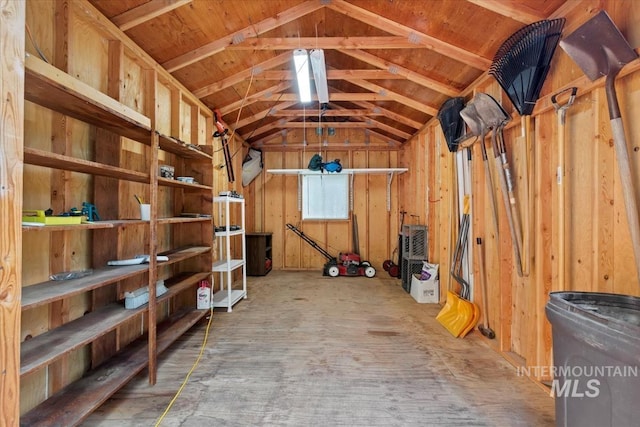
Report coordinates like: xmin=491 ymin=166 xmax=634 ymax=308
xmin=140 ymin=204 xmax=151 ymax=221
xmin=410 ymin=274 xmax=439 ymax=303
xmin=197 ymin=280 xmax=211 ymax=309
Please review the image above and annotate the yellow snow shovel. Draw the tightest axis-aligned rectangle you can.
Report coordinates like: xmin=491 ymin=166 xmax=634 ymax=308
xmin=437 ymin=195 xmax=475 ymax=337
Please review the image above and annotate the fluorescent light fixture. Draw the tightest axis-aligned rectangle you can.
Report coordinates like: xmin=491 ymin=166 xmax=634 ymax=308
xmin=293 ymin=49 xmax=311 ymax=103
xmin=310 ymin=49 xmax=329 ymax=104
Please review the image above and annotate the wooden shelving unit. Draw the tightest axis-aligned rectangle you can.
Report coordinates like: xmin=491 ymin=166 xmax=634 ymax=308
xmin=19 ymin=309 xmax=206 ymax=427
xmin=19 ymin=51 xmax=214 ymax=421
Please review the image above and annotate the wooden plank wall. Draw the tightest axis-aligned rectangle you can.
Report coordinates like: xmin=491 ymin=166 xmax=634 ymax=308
xmin=244 ymin=142 xmax=402 ymax=274
xmin=1 ymin=1 xmax=25 ymax=424
xmin=397 ymin=0 xmax=640 ymax=385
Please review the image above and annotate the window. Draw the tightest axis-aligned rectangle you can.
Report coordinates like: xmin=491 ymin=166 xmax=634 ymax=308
xmin=302 ymin=173 xmax=349 ymax=220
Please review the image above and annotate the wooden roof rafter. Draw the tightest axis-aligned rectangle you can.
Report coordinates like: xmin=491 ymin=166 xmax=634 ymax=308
xmin=326 ymin=0 xmax=492 ymax=70
xmin=250 ymin=124 xmax=403 ymax=148
xmin=112 ymin=0 xmax=193 ymax=31
xmin=161 ymin=0 xmax=325 ymax=72
xmin=349 ymin=100 xmax=422 ymax=129
xmin=225 ymin=36 xmax=429 ymax=50
xmin=270 ymin=117 xmax=410 ymax=140
xmin=464 ymin=0 xmax=548 ymax=23
xmin=244 ymin=69 xmax=408 ymax=82
xmin=192 ymin=52 xmax=292 ymax=98
xmin=162 ymin=0 xmax=493 ymax=74
xmin=339 ymin=49 xmax=460 ymax=97
xmin=342 ymin=77 xmax=439 ymax=116
xmin=218 ymin=81 xmax=292 ymax=115
xmin=241 ymin=92 xmax=422 ymax=103
xmin=271 ymin=109 xmax=383 ymax=117
xmin=233 ymin=101 xmax=298 ymax=130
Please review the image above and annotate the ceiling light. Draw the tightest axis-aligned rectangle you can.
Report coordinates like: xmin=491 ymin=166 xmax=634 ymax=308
xmin=310 ymin=49 xmax=329 ymax=104
xmin=293 ymin=49 xmax=311 ymax=103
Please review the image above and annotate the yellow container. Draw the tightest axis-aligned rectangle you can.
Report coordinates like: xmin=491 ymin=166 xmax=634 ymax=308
xmin=22 ymin=210 xmax=83 ymax=225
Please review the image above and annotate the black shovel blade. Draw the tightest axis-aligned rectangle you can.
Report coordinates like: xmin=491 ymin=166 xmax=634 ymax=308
xmin=560 ymin=10 xmax=638 ymax=81
xmin=437 ymin=97 xmax=466 ymax=153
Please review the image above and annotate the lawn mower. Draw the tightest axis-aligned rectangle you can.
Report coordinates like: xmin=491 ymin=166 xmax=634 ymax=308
xmin=286 ymin=223 xmax=376 ymax=278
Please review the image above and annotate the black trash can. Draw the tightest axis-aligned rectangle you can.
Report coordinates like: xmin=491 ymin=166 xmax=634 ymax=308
xmin=546 ymin=292 xmax=640 ymax=427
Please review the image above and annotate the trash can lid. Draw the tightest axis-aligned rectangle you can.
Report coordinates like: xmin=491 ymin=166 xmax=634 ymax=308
xmin=549 ymin=291 xmax=640 ymax=328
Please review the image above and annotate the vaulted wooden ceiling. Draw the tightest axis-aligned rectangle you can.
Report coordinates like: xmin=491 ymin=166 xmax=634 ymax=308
xmin=89 ymin=0 xmax=573 ymax=148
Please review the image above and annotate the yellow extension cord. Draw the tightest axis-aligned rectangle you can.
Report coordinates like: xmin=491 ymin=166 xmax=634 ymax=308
xmin=154 ymin=307 xmax=214 ymax=426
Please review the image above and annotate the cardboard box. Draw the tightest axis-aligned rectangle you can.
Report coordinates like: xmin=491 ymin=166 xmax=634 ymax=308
xmin=410 ymin=273 xmax=439 ymax=303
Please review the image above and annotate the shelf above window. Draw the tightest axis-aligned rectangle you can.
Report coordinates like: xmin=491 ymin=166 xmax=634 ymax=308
xmin=267 ymin=168 xmax=408 ymax=212
xmin=266 ymin=168 xmax=408 ymax=175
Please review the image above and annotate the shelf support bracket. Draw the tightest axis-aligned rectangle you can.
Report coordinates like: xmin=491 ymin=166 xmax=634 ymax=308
xmin=386 ymin=172 xmax=396 ymax=211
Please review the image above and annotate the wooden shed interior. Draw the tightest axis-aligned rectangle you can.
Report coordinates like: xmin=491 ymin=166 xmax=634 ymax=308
xmin=2 ymin=0 xmax=640 ymax=424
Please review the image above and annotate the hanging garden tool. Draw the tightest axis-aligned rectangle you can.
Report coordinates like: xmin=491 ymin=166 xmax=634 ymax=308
xmin=458 ymin=158 xmax=481 ymax=338
xmin=551 ymin=87 xmax=577 ymax=292
xmin=475 ymin=237 xmax=495 ymax=339
xmin=214 ymin=109 xmax=235 ymax=183
xmin=437 ymin=195 xmax=478 ymax=338
xmin=489 ymin=18 xmax=566 ymax=276
xmin=560 ymin=10 xmax=640 ymax=284
xmin=474 ymin=93 xmax=525 ymax=277
xmin=437 ymin=97 xmax=466 ymax=154
xmin=461 ymin=98 xmax=499 ymax=235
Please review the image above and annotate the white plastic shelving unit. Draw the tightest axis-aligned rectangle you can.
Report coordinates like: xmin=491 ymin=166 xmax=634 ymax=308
xmin=212 ymin=196 xmax=247 ymax=312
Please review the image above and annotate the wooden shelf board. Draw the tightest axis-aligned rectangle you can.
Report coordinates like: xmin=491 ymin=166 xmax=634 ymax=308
xmin=24 ymin=147 xmax=150 ymax=183
xmin=21 ymin=219 xmax=150 ymax=232
xmin=19 ymin=309 xmax=207 ymax=427
xmin=24 ymin=54 xmax=152 ymax=144
xmin=158 ymin=176 xmax=213 ymax=190
xmin=161 ymin=246 xmax=212 ymax=265
xmin=22 ymin=264 xmax=149 ymax=310
xmin=22 ymin=222 xmax=111 ymax=231
xmin=161 ymin=272 xmax=210 ymax=301
xmin=20 ymin=303 xmax=147 ymax=376
xmin=158 ymin=216 xmax=212 ymax=225
xmin=158 ymin=133 xmax=213 ymax=160
xmin=23 ymin=217 xmax=211 ymax=232
xmin=21 ymin=269 xmax=210 ymax=376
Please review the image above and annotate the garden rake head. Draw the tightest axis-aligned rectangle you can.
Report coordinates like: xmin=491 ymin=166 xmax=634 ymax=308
xmin=489 ymin=18 xmax=566 ymax=116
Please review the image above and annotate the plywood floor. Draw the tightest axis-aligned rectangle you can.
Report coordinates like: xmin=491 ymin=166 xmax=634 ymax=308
xmin=82 ymin=270 xmax=555 ymax=426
